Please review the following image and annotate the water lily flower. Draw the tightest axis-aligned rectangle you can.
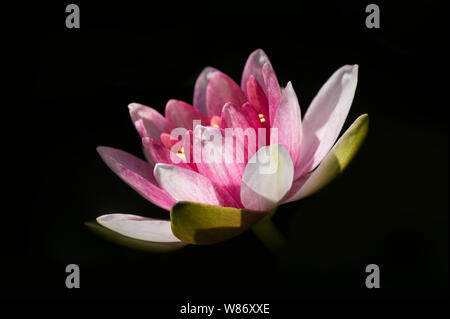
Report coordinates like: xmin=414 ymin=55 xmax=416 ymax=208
xmin=87 ymin=49 xmax=368 ymax=252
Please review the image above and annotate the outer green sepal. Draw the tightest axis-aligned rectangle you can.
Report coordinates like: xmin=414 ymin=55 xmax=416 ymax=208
xmin=171 ymin=201 xmax=269 ymax=245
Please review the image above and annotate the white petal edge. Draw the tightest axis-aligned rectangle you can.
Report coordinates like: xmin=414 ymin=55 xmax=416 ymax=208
xmin=96 ymin=214 xmax=185 ymax=245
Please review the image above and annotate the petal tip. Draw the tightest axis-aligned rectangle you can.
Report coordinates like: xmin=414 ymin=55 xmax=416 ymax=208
xmin=202 ymin=67 xmax=217 ymax=80
xmin=128 ymin=102 xmax=141 ymax=112
xmin=252 ymin=48 xmax=268 ymax=63
xmin=96 ymin=214 xmax=109 ymax=223
xmin=285 ymin=81 xmax=293 ymax=90
xmin=96 ymin=146 xmax=110 ymax=157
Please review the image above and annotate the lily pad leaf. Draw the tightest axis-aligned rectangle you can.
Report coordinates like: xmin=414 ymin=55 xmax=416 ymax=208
xmin=171 ymin=201 xmax=269 ymax=245
xmin=285 ymin=113 xmax=369 ymax=202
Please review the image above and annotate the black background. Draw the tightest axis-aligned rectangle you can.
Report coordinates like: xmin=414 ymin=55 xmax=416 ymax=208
xmin=3 ymin=0 xmax=448 ymax=303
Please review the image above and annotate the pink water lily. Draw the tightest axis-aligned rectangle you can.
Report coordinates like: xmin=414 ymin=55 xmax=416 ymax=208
xmin=89 ymin=49 xmax=368 ymax=252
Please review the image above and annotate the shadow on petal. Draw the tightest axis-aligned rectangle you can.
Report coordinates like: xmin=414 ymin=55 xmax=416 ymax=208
xmin=170 ymin=202 xmax=269 ymax=245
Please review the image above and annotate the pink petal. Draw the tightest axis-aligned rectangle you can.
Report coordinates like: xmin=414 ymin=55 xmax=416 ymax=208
xmin=221 ymin=102 xmax=264 ymax=154
xmin=165 ymin=99 xmax=208 ymax=130
xmin=97 ymin=146 xmax=175 ymax=211
xmin=142 ymin=137 xmax=191 ymax=169
xmin=241 ymin=49 xmax=270 ymax=96
xmin=271 ymin=82 xmax=302 ymax=166
xmin=240 ymin=102 xmax=266 ymax=134
xmin=96 ymin=214 xmax=185 ymax=246
xmin=160 ymin=133 xmax=180 ymax=150
xmin=193 ymin=67 xmax=219 ymax=115
xmin=221 ymin=102 xmax=255 ymax=130
xmin=295 ymin=65 xmax=358 ymax=179
xmin=206 ymin=71 xmax=247 ymax=118
xmin=159 ymin=132 xmax=198 ymax=172
xmin=128 ymin=103 xmax=168 ymax=141
xmin=154 ymin=164 xmax=240 ymax=208
xmin=262 ymin=62 xmax=282 ymax=125
xmin=246 ymin=75 xmax=270 ymax=123
xmin=193 ymin=125 xmax=246 ymax=205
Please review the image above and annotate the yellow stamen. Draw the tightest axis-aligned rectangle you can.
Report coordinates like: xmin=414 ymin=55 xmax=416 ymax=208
xmin=258 ymin=113 xmax=266 ymax=123
xmin=210 ymin=115 xmax=221 ymax=128
xmin=176 ymin=146 xmax=186 ymax=161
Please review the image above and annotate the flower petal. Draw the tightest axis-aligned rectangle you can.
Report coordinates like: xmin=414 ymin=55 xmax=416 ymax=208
xmin=154 ymin=163 xmax=239 ymax=208
xmin=193 ymin=125 xmax=246 ymax=205
xmin=221 ymin=102 xmax=268 ymax=150
xmin=142 ymin=137 xmax=191 ymax=169
xmin=180 ymin=129 xmax=197 ymax=170
xmin=271 ymin=82 xmax=302 ymax=166
xmin=295 ymin=65 xmax=358 ymax=179
xmin=206 ymin=71 xmax=247 ymax=118
xmin=86 ymin=214 xmax=186 ymax=252
xmin=97 ymin=147 xmax=175 ymax=211
xmin=284 ymin=114 xmax=368 ymax=202
xmin=262 ymin=62 xmax=281 ymax=125
xmin=241 ymin=49 xmax=270 ymax=95
xmin=128 ymin=103 xmax=168 ymax=140
xmin=241 ymin=144 xmax=294 ymax=211
xmin=246 ymin=75 xmax=269 ymax=118
xmin=221 ymin=102 xmax=256 ymax=130
xmin=193 ymin=67 xmax=219 ymax=115
xmin=165 ymin=99 xmax=208 ymax=130
xmin=170 ymin=201 xmax=268 ymax=245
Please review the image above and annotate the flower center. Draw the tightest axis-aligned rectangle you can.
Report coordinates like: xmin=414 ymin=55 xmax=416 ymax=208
xmin=210 ymin=115 xmax=221 ymax=128
xmin=160 ymin=133 xmax=186 ymax=161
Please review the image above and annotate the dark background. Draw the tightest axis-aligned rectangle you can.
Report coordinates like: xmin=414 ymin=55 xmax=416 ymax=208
xmin=3 ymin=0 xmax=448 ymax=302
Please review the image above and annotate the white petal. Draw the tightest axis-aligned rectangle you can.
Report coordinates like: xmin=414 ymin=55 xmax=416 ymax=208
xmin=96 ymin=214 xmax=183 ymax=243
xmin=240 ymin=144 xmax=294 ymax=211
